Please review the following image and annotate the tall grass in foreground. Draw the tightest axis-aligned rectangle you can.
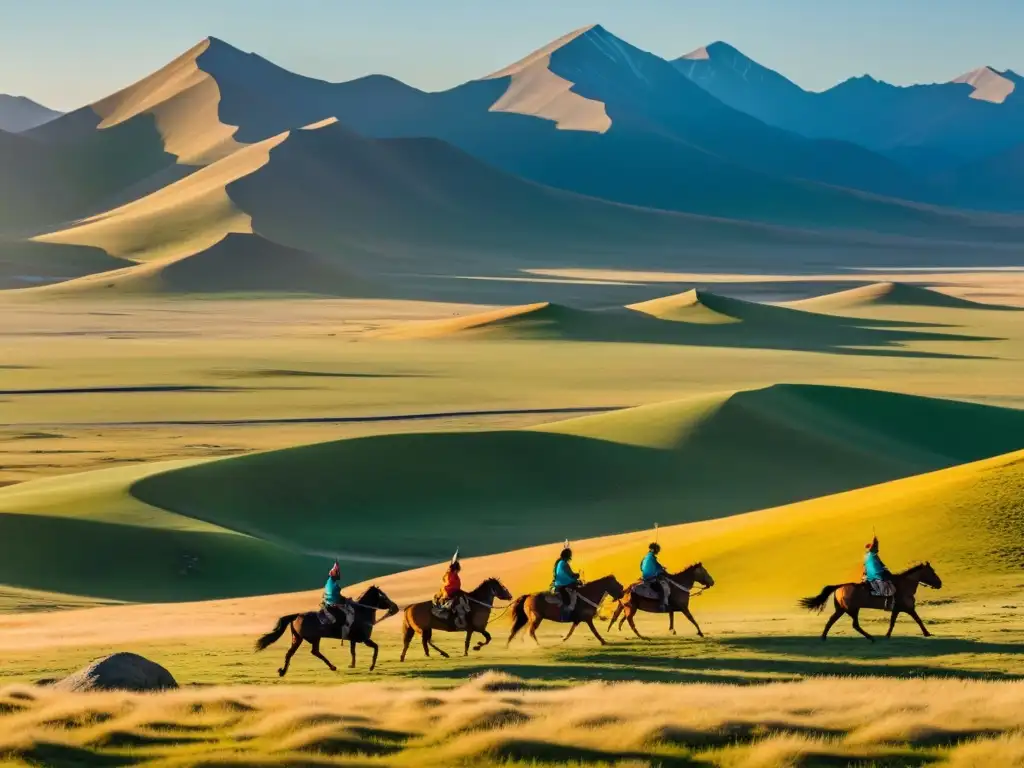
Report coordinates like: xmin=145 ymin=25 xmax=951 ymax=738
xmin=1 ymin=673 xmax=1023 ymax=766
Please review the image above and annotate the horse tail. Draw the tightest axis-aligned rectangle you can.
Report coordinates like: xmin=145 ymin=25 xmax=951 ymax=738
xmin=607 ymin=600 xmax=624 ymax=631
xmin=254 ymin=613 xmax=299 ymax=651
xmin=507 ymin=595 xmax=529 ymax=645
xmin=799 ymin=586 xmax=839 ymax=613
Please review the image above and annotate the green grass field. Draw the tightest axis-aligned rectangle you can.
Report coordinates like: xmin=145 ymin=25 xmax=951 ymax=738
xmin=1 ymin=281 xmax=1023 ymax=766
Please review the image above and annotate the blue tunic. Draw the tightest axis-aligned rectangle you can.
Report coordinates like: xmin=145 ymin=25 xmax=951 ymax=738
xmin=323 ymin=576 xmax=343 ymax=605
xmin=553 ymin=559 xmax=579 ymax=587
xmin=641 ymin=552 xmax=664 ymax=580
xmin=864 ymin=551 xmax=887 ymax=581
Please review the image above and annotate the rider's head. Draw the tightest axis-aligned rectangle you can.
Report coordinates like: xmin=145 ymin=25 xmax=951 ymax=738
xmin=329 ymin=562 xmax=340 ymax=579
xmin=649 ymin=542 xmax=661 ymax=554
xmin=560 ymin=547 xmax=573 ymax=561
xmin=450 ymin=560 xmax=461 ymax=572
xmin=866 ymin=536 xmax=879 ymax=553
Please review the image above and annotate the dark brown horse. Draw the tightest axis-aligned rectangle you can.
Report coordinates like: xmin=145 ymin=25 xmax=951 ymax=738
xmin=800 ymin=562 xmax=943 ymax=642
xmin=400 ymin=577 xmax=513 ymax=661
xmin=255 ymin=585 xmax=399 ymax=674
xmin=608 ymin=563 xmax=715 ymax=640
xmin=508 ymin=575 xmax=625 ymax=646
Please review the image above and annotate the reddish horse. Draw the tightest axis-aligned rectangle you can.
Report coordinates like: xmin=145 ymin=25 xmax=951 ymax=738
xmin=608 ymin=562 xmax=715 ymax=640
xmin=255 ymin=585 xmax=398 ymax=673
xmin=400 ymin=577 xmax=513 ymax=661
xmin=508 ymin=575 xmax=625 ymax=646
xmin=800 ymin=562 xmax=943 ymax=641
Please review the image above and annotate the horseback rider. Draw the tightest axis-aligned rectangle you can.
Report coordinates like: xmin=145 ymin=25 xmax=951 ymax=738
xmin=434 ymin=550 xmax=470 ymax=629
xmin=641 ymin=542 xmax=671 ymax=611
xmin=321 ymin=562 xmax=354 ymax=632
xmin=551 ymin=541 xmax=582 ymax=621
xmin=863 ymin=536 xmax=895 ymax=609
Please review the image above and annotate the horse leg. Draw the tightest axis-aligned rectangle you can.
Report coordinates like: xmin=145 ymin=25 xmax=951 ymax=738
xmin=625 ymin=606 xmax=646 ymax=641
xmin=561 ymin=622 xmax=579 ymax=642
xmin=585 ymin=619 xmax=607 ymax=645
xmin=885 ymin=608 xmax=902 ymax=638
xmin=279 ymin=628 xmax=302 ymax=677
xmin=424 ymin=628 xmax=450 ymax=659
xmin=464 ymin=630 xmax=473 ymax=656
xmin=473 ymin=629 xmax=492 ymax=652
xmin=607 ymin=601 xmax=623 ymax=631
xmin=527 ymin=615 xmax=543 ymax=645
xmin=681 ymin=606 xmax=704 ymax=638
xmin=668 ymin=609 xmax=676 ymax=635
xmin=821 ymin=608 xmax=844 ymax=640
xmin=848 ymin=608 xmax=874 ymax=642
xmin=365 ymin=639 xmax=380 ymax=671
xmin=309 ymin=638 xmax=337 ymax=672
xmin=421 ymin=627 xmax=431 ymax=658
xmin=400 ymin=623 xmax=415 ymax=662
xmin=907 ymin=608 xmax=931 ymax=637
xmin=350 ymin=640 xmax=357 ymax=668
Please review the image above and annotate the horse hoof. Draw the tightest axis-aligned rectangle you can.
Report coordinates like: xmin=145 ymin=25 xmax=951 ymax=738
xmin=277 ymin=669 xmax=285 ymax=677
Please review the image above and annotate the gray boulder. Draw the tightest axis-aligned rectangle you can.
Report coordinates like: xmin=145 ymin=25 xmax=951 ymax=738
xmin=54 ymin=652 xmax=178 ymax=692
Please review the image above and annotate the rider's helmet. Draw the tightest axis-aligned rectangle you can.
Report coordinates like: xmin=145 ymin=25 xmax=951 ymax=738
xmin=450 ymin=560 xmax=462 ymax=572
xmin=329 ymin=562 xmax=340 ymax=579
xmin=866 ymin=536 xmax=879 ymax=552
xmin=560 ymin=547 xmax=573 ymax=561
xmin=649 ymin=542 xmax=661 ymax=554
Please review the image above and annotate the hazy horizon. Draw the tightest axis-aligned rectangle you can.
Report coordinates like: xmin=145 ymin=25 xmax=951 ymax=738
xmin=3 ymin=0 xmax=1024 ymax=111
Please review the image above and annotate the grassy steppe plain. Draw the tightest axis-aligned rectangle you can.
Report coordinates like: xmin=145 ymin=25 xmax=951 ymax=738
xmin=1 ymin=276 xmax=1023 ymax=766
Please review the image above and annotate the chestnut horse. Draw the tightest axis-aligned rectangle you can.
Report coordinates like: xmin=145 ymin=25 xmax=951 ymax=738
xmin=508 ymin=575 xmax=625 ymax=646
xmin=255 ymin=585 xmax=398 ymax=674
xmin=608 ymin=562 xmax=715 ymax=640
xmin=400 ymin=577 xmax=513 ymax=660
xmin=800 ymin=562 xmax=943 ymax=641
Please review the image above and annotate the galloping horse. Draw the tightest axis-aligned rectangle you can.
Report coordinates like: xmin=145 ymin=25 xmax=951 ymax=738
xmin=400 ymin=577 xmax=513 ymax=661
xmin=608 ymin=562 xmax=715 ymax=640
xmin=255 ymin=585 xmax=399 ymax=674
xmin=800 ymin=562 xmax=943 ymax=641
xmin=508 ymin=575 xmax=625 ymax=646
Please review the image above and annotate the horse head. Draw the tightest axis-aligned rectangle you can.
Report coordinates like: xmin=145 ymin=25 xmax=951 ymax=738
xmin=485 ymin=577 xmax=514 ymax=602
xmin=359 ymin=585 xmax=400 ymax=617
xmin=591 ymin=574 xmax=625 ymax=601
xmin=917 ymin=562 xmax=943 ymax=589
xmin=692 ymin=562 xmax=715 ymax=588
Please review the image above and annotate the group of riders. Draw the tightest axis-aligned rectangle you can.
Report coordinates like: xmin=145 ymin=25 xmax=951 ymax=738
xmin=317 ymin=534 xmax=898 ymax=637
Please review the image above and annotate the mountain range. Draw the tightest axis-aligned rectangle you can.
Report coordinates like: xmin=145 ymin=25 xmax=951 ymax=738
xmin=0 ymin=94 xmax=60 ymax=132
xmin=2 ymin=25 xmax=1023 ymax=295
xmin=676 ymin=43 xmax=1024 ymax=186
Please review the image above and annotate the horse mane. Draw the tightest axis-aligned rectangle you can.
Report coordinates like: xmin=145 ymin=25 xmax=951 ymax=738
xmin=676 ymin=562 xmax=703 ymax=575
xmin=897 ymin=562 xmax=931 ymax=577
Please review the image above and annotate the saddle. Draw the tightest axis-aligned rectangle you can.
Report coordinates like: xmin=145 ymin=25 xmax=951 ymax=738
xmin=318 ymin=603 xmax=355 ymax=638
xmin=630 ymin=580 xmax=660 ymax=600
xmin=431 ymin=595 xmax=469 ymax=622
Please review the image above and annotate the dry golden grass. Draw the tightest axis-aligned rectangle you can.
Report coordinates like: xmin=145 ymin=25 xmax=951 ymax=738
xmin=2 ymin=675 xmax=1024 ymax=766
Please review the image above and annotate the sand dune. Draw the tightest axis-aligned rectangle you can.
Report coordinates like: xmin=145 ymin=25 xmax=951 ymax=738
xmin=790 ymin=281 xmax=1023 ymax=312
xmin=953 ymin=66 xmax=1017 ymax=105
xmin=0 ymin=95 xmax=61 ymax=133
xmin=627 ymin=289 xmax=742 ymax=324
xmin=485 ymin=25 xmax=612 ymax=132
xmin=34 ymin=233 xmax=367 ymax=296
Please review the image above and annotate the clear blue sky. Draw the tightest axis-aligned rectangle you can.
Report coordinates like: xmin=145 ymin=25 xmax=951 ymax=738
xmin=3 ymin=0 xmax=1023 ymax=110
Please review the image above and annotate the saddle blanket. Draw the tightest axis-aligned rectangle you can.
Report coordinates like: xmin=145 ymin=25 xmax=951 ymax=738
xmin=869 ymin=580 xmax=896 ymax=597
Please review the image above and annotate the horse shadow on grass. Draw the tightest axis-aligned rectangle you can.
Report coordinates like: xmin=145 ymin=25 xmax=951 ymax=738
xmin=558 ymin=635 xmax=1024 ymax=682
xmin=718 ymin=634 xmax=1024 ymax=660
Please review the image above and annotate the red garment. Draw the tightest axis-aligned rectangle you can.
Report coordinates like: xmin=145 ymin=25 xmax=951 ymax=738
xmin=441 ymin=569 xmax=461 ymax=598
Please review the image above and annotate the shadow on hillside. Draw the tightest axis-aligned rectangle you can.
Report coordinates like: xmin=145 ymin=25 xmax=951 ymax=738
xmin=718 ymin=634 xmax=1024 ymax=659
xmin=379 ymin=290 xmax=1002 ymax=359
